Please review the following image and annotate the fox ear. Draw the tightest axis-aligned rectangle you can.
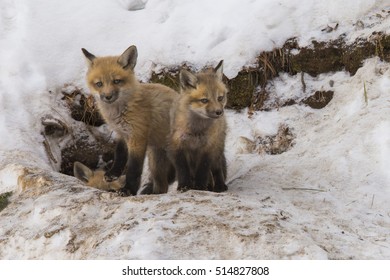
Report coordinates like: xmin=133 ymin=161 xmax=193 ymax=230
xmin=73 ymin=162 xmax=93 ymax=183
xmin=118 ymin=45 xmax=138 ymax=70
xmin=180 ymin=69 xmax=198 ymax=90
xmin=81 ymin=48 xmax=96 ymax=67
xmin=214 ymin=60 xmax=224 ymax=81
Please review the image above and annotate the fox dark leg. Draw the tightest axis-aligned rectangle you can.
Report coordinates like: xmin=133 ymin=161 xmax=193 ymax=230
xmin=105 ymin=138 xmax=128 ymax=182
xmin=193 ymin=153 xmax=211 ymax=191
xmin=206 ymin=170 xmax=215 ymax=191
xmin=120 ymin=153 xmax=144 ymax=196
xmin=212 ymin=154 xmax=228 ymax=193
xmin=174 ymin=149 xmax=192 ymax=191
xmin=140 ymin=149 xmax=176 ymax=195
xmin=140 ymin=182 xmax=153 ymax=195
xmin=119 ymin=139 xmax=147 ymax=196
xmin=149 ymin=147 xmax=171 ymax=194
xmin=167 ymin=162 xmax=176 ymax=185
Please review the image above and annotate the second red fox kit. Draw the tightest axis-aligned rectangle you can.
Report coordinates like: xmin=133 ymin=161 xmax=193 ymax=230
xmin=73 ymin=161 xmax=125 ymax=192
xmin=169 ymin=61 xmax=228 ymax=192
xmin=82 ymin=45 xmax=177 ymax=196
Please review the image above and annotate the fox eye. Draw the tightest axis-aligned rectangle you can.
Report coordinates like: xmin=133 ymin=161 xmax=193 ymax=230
xmin=95 ymin=81 xmax=103 ymax=88
xmin=113 ymin=79 xmax=122 ymax=84
xmin=217 ymin=96 xmax=224 ymax=102
xmin=200 ymin=98 xmax=209 ymax=104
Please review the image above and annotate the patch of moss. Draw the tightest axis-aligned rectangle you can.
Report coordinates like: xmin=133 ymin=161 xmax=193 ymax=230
xmin=0 ymin=192 xmax=12 ymax=212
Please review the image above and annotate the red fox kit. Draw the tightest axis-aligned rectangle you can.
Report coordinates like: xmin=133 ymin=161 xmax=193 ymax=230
xmin=169 ymin=61 xmax=228 ymax=192
xmin=73 ymin=161 xmax=125 ymax=191
xmin=82 ymin=45 xmax=177 ymax=195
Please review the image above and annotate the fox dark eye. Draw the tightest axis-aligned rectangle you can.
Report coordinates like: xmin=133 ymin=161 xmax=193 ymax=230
xmin=217 ymin=96 xmax=224 ymax=102
xmin=95 ymin=81 xmax=103 ymax=88
xmin=113 ymin=79 xmax=122 ymax=84
xmin=200 ymin=98 xmax=209 ymax=104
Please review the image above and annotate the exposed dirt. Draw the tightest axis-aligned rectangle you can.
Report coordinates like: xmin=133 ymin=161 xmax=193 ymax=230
xmin=151 ymin=33 xmax=390 ymax=111
xmin=302 ymin=91 xmax=334 ymax=109
xmin=59 ymin=137 xmax=116 ymax=176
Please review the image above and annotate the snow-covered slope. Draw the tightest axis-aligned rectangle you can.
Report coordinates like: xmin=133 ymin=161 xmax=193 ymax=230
xmin=0 ymin=0 xmax=389 ymax=259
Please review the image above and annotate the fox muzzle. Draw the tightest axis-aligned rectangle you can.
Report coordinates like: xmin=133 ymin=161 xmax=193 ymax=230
xmin=100 ymin=91 xmax=119 ymax=104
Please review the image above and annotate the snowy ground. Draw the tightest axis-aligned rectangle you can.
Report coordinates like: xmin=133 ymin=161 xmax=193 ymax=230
xmin=0 ymin=0 xmax=389 ymax=259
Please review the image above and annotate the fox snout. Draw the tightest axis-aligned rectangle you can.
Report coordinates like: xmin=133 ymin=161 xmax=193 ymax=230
xmin=100 ymin=91 xmax=119 ymax=103
xmin=208 ymin=109 xmax=224 ymax=118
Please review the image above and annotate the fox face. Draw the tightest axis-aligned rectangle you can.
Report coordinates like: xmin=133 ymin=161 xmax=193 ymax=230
xmin=180 ymin=60 xmax=227 ymax=119
xmin=82 ymin=46 xmax=138 ymax=104
xmin=73 ymin=161 xmax=125 ymax=191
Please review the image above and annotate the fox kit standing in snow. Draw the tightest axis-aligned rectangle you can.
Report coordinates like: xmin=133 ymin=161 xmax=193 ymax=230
xmin=169 ymin=61 xmax=228 ymax=192
xmin=82 ymin=45 xmax=177 ymax=196
xmin=73 ymin=161 xmax=125 ymax=191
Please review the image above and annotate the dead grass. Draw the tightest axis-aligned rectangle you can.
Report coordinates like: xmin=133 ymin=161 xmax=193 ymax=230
xmin=62 ymin=89 xmax=105 ymax=127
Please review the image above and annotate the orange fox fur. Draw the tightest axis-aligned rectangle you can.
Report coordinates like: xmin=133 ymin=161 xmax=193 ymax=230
xmin=169 ymin=61 xmax=228 ymax=192
xmin=82 ymin=45 xmax=177 ymax=195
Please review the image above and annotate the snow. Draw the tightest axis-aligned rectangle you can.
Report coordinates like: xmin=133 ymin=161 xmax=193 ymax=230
xmin=1 ymin=0 xmax=390 ymax=259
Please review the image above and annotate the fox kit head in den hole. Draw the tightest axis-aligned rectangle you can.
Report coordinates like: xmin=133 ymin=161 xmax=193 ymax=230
xmin=180 ymin=60 xmax=227 ymax=119
xmin=81 ymin=45 xmax=138 ymax=104
xmin=73 ymin=161 xmax=125 ymax=191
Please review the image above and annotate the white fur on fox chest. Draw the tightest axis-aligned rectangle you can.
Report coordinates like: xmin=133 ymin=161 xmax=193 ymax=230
xmin=97 ymin=100 xmax=132 ymax=139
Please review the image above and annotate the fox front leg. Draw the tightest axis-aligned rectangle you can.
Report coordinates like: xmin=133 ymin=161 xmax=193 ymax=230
xmin=174 ymin=149 xmax=193 ymax=192
xmin=119 ymin=139 xmax=147 ymax=196
xmin=193 ymin=153 xmax=212 ymax=191
xmin=105 ymin=138 xmax=128 ymax=182
xmin=211 ymin=154 xmax=228 ymax=193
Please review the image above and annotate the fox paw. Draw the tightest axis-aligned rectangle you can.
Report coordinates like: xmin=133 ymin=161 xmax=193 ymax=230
xmin=177 ymin=185 xmax=191 ymax=192
xmin=116 ymin=188 xmax=133 ymax=197
xmin=213 ymin=184 xmax=228 ymax=193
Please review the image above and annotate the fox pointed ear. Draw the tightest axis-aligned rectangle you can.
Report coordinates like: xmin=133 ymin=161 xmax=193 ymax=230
xmin=81 ymin=48 xmax=96 ymax=66
xmin=118 ymin=45 xmax=138 ymax=70
xmin=73 ymin=162 xmax=94 ymax=183
xmin=214 ymin=60 xmax=224 ymax=81
xmin=180 ymin=69 xmax=198 ymax=90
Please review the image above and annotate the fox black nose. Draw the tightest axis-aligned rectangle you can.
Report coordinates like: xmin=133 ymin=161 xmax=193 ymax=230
xmin=215 ymin=110 xmax=223 ymax=116
xmin=100 ymin=92 xmax=118 ymax=103
xmin=100 ymin=93 xmax=114 ymax=101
